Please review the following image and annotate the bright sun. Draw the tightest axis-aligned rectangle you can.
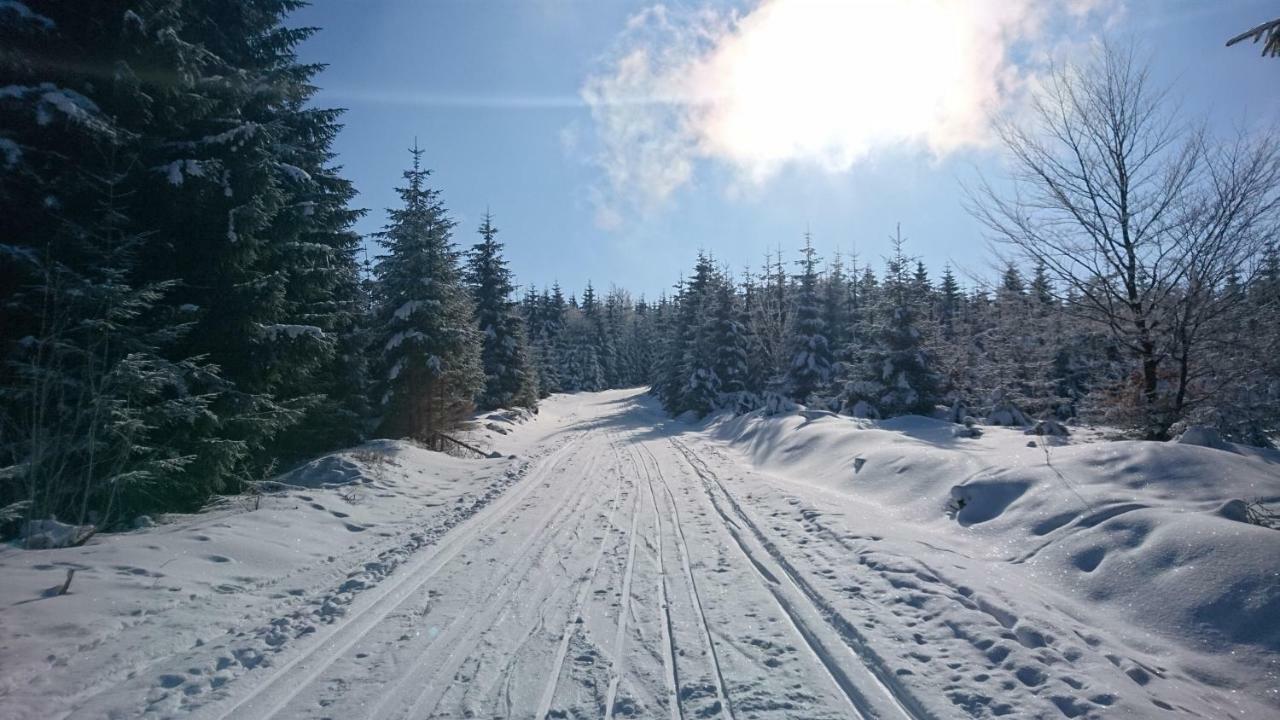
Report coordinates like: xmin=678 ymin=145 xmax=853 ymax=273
xmin=689 ymin=0 xmax=1032 ymax=179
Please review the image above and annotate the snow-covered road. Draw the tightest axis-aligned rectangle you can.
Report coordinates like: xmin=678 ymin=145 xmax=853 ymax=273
xmin=4 ymin=388 xmax=1277 ymax=719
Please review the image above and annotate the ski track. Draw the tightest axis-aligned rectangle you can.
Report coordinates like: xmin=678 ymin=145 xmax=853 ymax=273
xmin=534 ymin=434 xmax=630 ymax=720
xmin=628 ymin=438 xmax=685 ymax=720
xmin=636 ymin=438 xmax=736 ymax=720
xmin=49 ymin=394 xmax=961 ymax=720
xmin=667 ymin=435 xmax=924 ymax=720
xmin=201 ymin=430 xmax=591 ymax=720
xmin=12 ymin=389 xmax=1276 ymax=720
xmin=377 ymin=432 xmax=610 ymax=719
xmin=603 ymin=438 xmax=644 ymax=720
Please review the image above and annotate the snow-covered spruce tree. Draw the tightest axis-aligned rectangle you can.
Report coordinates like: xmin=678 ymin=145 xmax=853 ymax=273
xmin=842 ymin=227 xmax=940 ymax=417
xmin=787 ymin=234 xmax=832 ymax=404
xmin=104 ymin=0 xmax=370 ymax=481
xmin=0 ymin=0 xmax=287 ymax=523
xmin=671 ymin=254 xmax=721 ymax=415
xmin=649 ymin=292 xmax=681 ymax=402
xmin=604 ymin=289 xmax=633 ymax=386
xmin=558 ymin=308 xmax=604 ymax=392
xmin=822 ymin=251 xmax=851 ymax=355
xmin=372 ymin=146 xmax=483 ymax=441
xmin=938 ymin=264 xmax=962 ymax=338
xmin=580 ymin=282 xmax=618 ymax=388
xmin=709 ymin=274 xmax=753 ymax=409
xmin=522 ymin=285 xmax=565 ymax=396
xmin=628 ymin=297 xmax=658 ymax=388
xmin=738 ymin=272 xmax=769 ymax=393
xmin=752 ymin=249 xmax=793 ymax=384
xmin=0 ymin=120 xmax=223 ymax=526
xmin=654 ymin=281 xmax=688 ymax=409
xmin=466 ymin=212 xmax=537 ymax=410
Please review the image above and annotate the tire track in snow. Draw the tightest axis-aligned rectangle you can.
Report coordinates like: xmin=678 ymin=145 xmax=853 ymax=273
xmin=636 ymin=438 xmax=736 ymax=720
xmin=668 ymin=436 xmax=925 ymax=720
xmin=374 ymin=431 xmax=614 ymax=719
xmin=535 ymin=434 xmax=633 ymax=719
xmin=200 ymin=431 xmax=588 ymax=720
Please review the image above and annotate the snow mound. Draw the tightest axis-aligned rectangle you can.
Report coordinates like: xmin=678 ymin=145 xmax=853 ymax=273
xmin=1173 ymin=424 xmax=1230 ymax=451
xmin=705 ymin=406 xmax=1280 ymax=714
xmin=948 ymin=478 xmax=1031 ymax=525
xmin=277 ymin=454 xmax=365 ymax=488
xmin=20 ymin=518 xmax=95 ymax=549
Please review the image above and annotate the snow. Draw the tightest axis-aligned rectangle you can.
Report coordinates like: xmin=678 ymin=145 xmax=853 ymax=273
xmin=19 ymin=518 xmax=95 ymax=550
xmin=0 ymin=137 xmax=20 ymax=167
xmin=1 ymin=389 xmax=1275 ymax=719
xmin=384 ymin=328 xmax=423 ymax=351
xmin=1 ymin=83 xmax=109 ymax=133
xmin=0 ymin=1 xmax=53 ymax=28
xmin=387 ymin=357 xmax=405 ymax=381
xmin=261 ymin=323 xmax=324 ymax=341
xmin=200 ymin=123 xmax=259 ymax=147
xmin=276 ymin=163 xmax=311 ymax=183
xmin=392 ymin=300 xmax=421 ymax=320
xmin=0 ymin=439 xmax=531 ymax=718
xmin=38 ymin=87 xmax=100 ymax=127
xmin=156 ymin=159 xmax=208 ymax=186
xmin=702 ymin=405 xmax=1280 ymax=718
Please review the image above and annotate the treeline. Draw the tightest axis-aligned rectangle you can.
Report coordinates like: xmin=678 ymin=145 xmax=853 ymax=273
xmin=640 ymin=232 xmax=1280 ymax=445
xmin=3 ymin=4 xmax=1277 ymax=535
xmin=643 ymin=46 xmax=1280 ymax=443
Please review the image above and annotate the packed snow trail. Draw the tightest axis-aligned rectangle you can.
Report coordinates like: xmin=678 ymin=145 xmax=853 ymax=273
xmin=7 ymin=388 xmax=1275 ymax=719
xmin=61 ymin=391 xmax=901 ymax=719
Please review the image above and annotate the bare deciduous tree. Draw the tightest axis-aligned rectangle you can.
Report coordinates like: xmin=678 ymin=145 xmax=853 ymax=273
xmin=969 ymin=44 xmax=1280 ymax=437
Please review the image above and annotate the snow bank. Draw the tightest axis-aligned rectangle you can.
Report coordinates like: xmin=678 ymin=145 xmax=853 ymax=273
xmin=0 ymin=439 xmax=529 ymax=717
xmin=703 ymin=407 xmax=1280 ymax=716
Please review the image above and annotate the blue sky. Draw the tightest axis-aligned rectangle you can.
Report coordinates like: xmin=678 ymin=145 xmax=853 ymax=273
xmin=294 ymin=0 xmax=1280 ymax=299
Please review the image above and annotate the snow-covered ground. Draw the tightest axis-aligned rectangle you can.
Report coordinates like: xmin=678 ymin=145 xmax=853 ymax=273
xmin=1 ymin=388 xmax=1277 ymax=719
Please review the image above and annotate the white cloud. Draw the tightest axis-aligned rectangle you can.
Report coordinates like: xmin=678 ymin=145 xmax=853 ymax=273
xmin=581 ymin=0 xmax=1121 ymax=229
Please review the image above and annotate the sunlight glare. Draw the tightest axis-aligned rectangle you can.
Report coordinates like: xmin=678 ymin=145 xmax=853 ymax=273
xmin=688 ymin=0 xmax=1032 ymax=179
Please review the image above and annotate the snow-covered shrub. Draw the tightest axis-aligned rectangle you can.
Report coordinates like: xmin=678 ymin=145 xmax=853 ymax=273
xmin=21 ymin=518 xmax=95 ymax=550
xmin=986 ymin=393 xmax=1031 ymax=426
xmin=1174 ymin=425 xmax=1229 ymax=450
xmin=1027 ymin=419 xmax=1070 ymax=437
xmin=761 ymin=391 xmax=798 ymax=416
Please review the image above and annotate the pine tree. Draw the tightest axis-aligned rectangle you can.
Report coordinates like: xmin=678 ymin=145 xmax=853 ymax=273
xmin=787 ymin=234 xmax=832 ymax=404
xmin=466 ymin=212 xmax=537 ymax=410
xmin=372 ymin=146 xmax=483 ymax=440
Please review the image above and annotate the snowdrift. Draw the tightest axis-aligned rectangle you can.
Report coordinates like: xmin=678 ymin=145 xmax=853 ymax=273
xmin=702 ymin=408 xmax=1280 ymax=716
xmin=0 ymin=439 xmax=521 ymax=717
